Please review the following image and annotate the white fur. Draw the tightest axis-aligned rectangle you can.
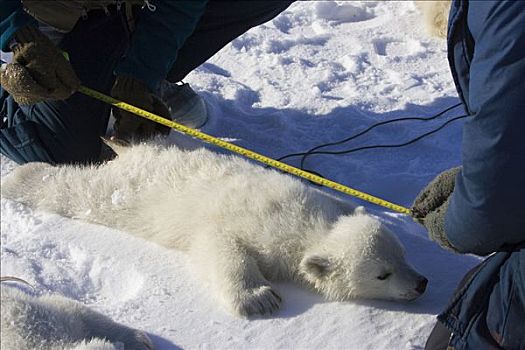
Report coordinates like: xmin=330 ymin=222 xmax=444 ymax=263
xmin=415 ymin=1 xmax=451 ymax=39
xmin=0 ymin=286 xmax=153 ymax=350
xmin=1 ymin=142 xmax=427 ymax=317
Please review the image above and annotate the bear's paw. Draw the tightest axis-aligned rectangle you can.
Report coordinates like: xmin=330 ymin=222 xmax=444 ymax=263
xmin=231 ymin=285 xmax=282 ymax=317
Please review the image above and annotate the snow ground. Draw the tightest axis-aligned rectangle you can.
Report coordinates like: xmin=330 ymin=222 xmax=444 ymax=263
xmin=1 ymin=1 xmax=482 ymax=349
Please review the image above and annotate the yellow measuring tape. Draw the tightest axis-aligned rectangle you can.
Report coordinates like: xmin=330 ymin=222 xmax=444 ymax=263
xmin=79 ymin=85 xmax=411 ymax=215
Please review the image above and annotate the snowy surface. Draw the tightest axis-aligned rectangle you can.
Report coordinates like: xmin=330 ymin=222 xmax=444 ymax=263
xmin=1 ymin=2 xmax=482 ymax=349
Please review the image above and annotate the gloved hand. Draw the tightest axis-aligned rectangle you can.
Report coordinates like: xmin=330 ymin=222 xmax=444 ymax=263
xmin=110 ymin=75 xmax=171 ymax=141
xmin=0 ymin=26 xmax=80 ymax=105
xmin=411 ymin=167 xmax=461 ymax=252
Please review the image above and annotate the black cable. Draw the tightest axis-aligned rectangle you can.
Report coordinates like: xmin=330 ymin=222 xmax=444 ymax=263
xmin=302 ymin=114 xmax=468 ymax=157
xmin=300 ymin=102 xmax=463 ymax=169
xmin=300 ymin=114 xmax=469 ymax=180
xmin=275 ymin=102 xmax=463 ymax=165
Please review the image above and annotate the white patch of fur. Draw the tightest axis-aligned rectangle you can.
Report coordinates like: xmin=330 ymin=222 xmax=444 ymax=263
xmin=0 ymin=286 xmax=153 ymax=350
xmin=1 ymin=143 xmax=427 ymax=317
xmin=415 ymin=0 xmax=451 ymax=39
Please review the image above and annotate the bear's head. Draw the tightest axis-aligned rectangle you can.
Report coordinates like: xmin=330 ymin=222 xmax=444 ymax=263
xmin=300 ymin=207 xmax=427 ymax=302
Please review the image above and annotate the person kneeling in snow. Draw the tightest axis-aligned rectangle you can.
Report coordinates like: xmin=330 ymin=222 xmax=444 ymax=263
xmin=0 ymin=0 xmax=293 ymax=164
xmin=412 ymin=1 xmax=525 ymax=349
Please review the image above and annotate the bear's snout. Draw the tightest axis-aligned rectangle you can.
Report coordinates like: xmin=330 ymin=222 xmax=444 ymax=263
xmin=415 ymin=277 xmax=428 ymax=294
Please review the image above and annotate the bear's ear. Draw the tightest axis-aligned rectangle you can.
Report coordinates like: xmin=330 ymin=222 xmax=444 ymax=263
xmin=300 ymin=255 xmax=332 ymax=279
xmin=101 ymin=136 xmax=130 ymax=156
xmin=354 ymin=206 xmax=367 ymax=215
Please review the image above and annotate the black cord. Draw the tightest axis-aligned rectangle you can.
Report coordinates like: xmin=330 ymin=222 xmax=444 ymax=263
xmin=300 ymin=102 xmax=463 ymax=169
xmin=275 ymin=102 xmax=463 ymax=165
xmin=301 ymin=114 xmax=468 ymax=157
xmin=300 ymin=114 xmax=469 ymax=180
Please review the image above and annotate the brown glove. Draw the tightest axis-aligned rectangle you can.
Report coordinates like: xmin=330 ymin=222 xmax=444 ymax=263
xmin=411 ymin=167 xmax=461 ymax=252
xmin=0 ymin=26 xmax=80 ymax=105
xmin=110 ymin=75 xmax=171 ymax=141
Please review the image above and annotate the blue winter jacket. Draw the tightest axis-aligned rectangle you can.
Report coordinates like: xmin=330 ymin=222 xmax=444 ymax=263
xmin=440 ymin=1 xmax=525 ymax=349
xmin=0 ymin=0 xmax=208 ymax=91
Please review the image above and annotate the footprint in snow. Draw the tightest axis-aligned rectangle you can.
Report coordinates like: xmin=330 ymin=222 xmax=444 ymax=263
xmin=315 ymin=2 xmax=375 ymax=24
xmin=373 ymin=38 xmax=428 ymax=58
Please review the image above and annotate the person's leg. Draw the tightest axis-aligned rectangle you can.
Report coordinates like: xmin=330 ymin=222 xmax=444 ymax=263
xmin=167 ymin=0 xmax=294 ymax=82
xmin=0 ymin=8 xmax=129 ymax=164
xmin=425 ymin=321 xmax=452 ymax=350
xmin=0 ymin=89 xmax=56 ymax=163
xmin=424 ymin=265 xmax=483 ymax=350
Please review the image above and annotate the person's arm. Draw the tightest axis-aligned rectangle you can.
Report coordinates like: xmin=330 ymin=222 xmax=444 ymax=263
xmin=445 ymin=1 xmax=525 ymax=255
xmin=0 ymin=0 xmax=37 ymax=51
xmin=114 ymin=0 xmax=208 ymax=91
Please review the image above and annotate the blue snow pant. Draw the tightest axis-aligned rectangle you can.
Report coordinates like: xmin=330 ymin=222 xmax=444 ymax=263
xmin=0 ymin=1 xmax=293 ymax=165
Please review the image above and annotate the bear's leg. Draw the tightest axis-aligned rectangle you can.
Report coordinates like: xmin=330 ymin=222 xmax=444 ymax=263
xmin=190 ymin=237 xmax=282 ymax=317
xmin=70 ymin=299 xmax=154 ymax=349
xmin=47 ymin=296 xmax=155 ymax=350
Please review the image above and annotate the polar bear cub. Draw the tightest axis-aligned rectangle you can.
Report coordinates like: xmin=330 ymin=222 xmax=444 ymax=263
xmin=1 ymin=285 xmax=153 ymax=350
xmin=1 ymin=142 xmax=427 ymax=316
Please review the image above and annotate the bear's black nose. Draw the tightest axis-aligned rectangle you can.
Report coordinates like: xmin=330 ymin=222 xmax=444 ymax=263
xmin=415 ymin=277 xmax=428 ymax=294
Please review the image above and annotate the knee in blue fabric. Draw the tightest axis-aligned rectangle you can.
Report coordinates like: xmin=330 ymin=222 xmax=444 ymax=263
xmin=485 ymin=252 xmax=525 ymax=349
xmin=1 ymin=90 xmax=105 ymax=165
xmin=0 ymin=120 xmax=55 ymax=164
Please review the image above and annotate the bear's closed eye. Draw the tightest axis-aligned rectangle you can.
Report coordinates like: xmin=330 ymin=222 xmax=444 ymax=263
xmin=377 ymin=272 xmax=392 ymax=280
